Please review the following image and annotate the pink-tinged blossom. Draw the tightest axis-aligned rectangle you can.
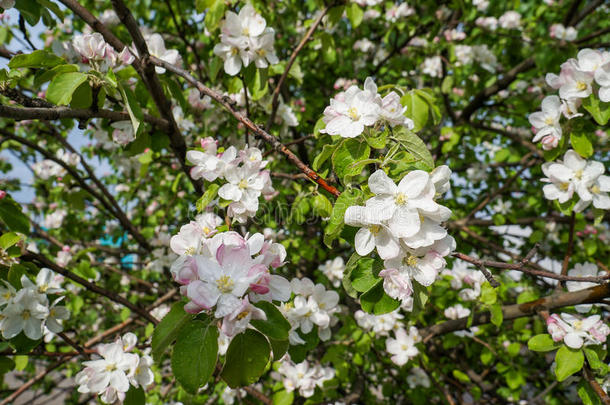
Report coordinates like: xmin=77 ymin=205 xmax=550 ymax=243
xmin=186 ymin=244 xmax=261 ymax=317
xmin=546 ymin=313 xmax=609 ymax=349
xmin=221 ymin=297 xmax=266 ymax=337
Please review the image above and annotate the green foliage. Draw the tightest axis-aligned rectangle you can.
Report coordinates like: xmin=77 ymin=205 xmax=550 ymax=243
xmin=221 ymin=329 xmax=271 ymax=388
xmin=554 ymin=346 xmax=584 ymax=382
xmin=151 ymin=301 xmax=194 ymax=363
xmin=171 ymin=319 xmax=219 ymax=394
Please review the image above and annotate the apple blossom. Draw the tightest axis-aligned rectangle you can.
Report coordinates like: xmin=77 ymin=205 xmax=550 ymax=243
xmin=546 ymin=313 xmax=610 ymax=349
xmin=386 ymin=326 xmax=421 ymax=366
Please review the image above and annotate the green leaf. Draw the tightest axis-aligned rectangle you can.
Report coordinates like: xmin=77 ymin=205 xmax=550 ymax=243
xmin=15 ymin=0 xmax=42 ymax=25
xmin=578 ymin=379 xmax=603 ymax=405
xmin=554 ymin=345 xmax=584 ymax=381
xmin=46 ymin=72 xmax=88 ymax=106
xmin=346 ymin=3 xmax=363 ymax=27
xmin=34 ymin=64 xmax=79 ymax=87
xmin=360 ymin=281 xmax=400 ymax=315
xmin=221 ymin=329 xmax=271 ymax=388
xmin=251 ymin=301 xmax=291 ymax=341
xmin=0 ymin=232 xmax=21 ymax=250
xmin=9 ymin=333 xmax=41 ymax=354
xmin=570 ymin=133 xmax=594 ymax=158
xmin=583 ymin=95 xmax=610 ymax=125
xmin=528 ymin=334 xmax=560 ymax=352
xmin=312 ymin=193 xmax=332 ymax=218
xmin=324 ymin=188 xmax=363 ymax=247
xmin=171 ymin=319 xmax=219 ymax=394
xmin=411 ymin=282 xmax=429 ymax=316
xmin=391 ymin=127 xmax=434 ymax=171
xmin=8 ymin=50 xmax=64 ymax=69
xmin=0 ymin=358 xmax=15 ymax=376
xmin=401 ymin=91 xmax=429 ymax=132
xmin=123 ymin=386 xmax=145 ymax=405
xmin=70 ymin=81 xmax=93 ymax=109
xmin=196 ymin=184 xmax=220 ymax=212
xmin=152 ymin=301 xmax=195 ymax=363
xmin=583 ymin=347 xmax=605 ymax=371
xmin=479 ymin=282 xmax=497 ymax=305
xmin=313 ymin=143 xmax=337 ymax=171
xmin=332 ymin=139 xmax=371 ymax=181
xmin=490 ymin=303 xmax=503 ymax=327
xmin=119 ymin=84 xmax=144 ymax=137
xmin=269 ymin=338 xmax=289 ymax=361
xmin=349 ymin=257 xmax=381 ymax=292
xmin=204 ymin=0 xmax=226 ymax=31
xmin=0 ymin=198 xmax=30 ymax=234
xmin=272 ymin=389 xmax=294 ymax=405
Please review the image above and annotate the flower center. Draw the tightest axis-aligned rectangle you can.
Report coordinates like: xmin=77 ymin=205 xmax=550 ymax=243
xmin=236 ymin=310 xmax=250 ymax=320
xmin=404 ymin=255 xmax=418 ymax=267
xmin=231 ymin=47 xmax=239 ymax=55
xmin=217 ymin=275 xmax=235 ymax=293
xmin=256 ymin=48 xmax=266 ymax=56
xmin=2 ymin=292 xmax=12 ymax=301
xmin=395 ymin=192 xmax=408 ymax=205
xmin=202 ymin=226 xmax=211 ymax=236
xmin=348 ymin=106 xmax=360 ymax=121
xmin=184 ymin=246 xmax=196 ymax=255
xmin=573 ymin=320 xmax=583 ymax=330
xmin=591 ymin=184 xmax=601 ymax=194
xmin=105 ymin=363 xmax=117 ymax=372
xmin=576 ymin=81 xmax=587 ymax=91
xmin=238 ymin=179 xmax=248 ymax=189
xmin=22 ymin=310 xmax=31 ymax=320
xmin=574 ymin=169 xmax=583 ymax=179
xmin=559 ymin=182 xmax=570 ymax=191
xmin=369 ymin=224 xmax=381 ymax=235
xmin=544 ymin=117 xmax=554 ymax=126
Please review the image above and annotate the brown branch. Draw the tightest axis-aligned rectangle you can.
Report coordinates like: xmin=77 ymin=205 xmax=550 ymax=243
xmin=0 ymin=104 xmax=169 ymax=130
xmin=22 ymin=251 xmax=158 ymax=325
xmin=149 ymin=56 xmax=342 ymax=198
xmin=452 ymin=250 xmax=610 ymax=283
xmin=266 ymin=5 xmax=331 ymax=129
xmin=583 ymin=365 xmax=610 ymax=405
xmin=422 ymin=283 xmax=610 ymax=341
xmin=58 ymin=0 xmax=202 ymax=193
xmin=560 ymin=211 xmax=576 ymax=279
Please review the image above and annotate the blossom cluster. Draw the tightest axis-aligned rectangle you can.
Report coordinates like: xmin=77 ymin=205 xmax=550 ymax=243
xmin=317 ymin=257 xmax=345 ymax=288
xmin=546 ymin=313 xmax=610 ymax=349
xmin=443 ymin=263 xmax=487 ymax=301
xmin=32 ymin=149 xmax=81 ymax=180
xmin=530 ymin=49 xmax=610 ymax=149
xmin=76 ymin=332 xmax=153 ymax=404
xmin=0 ymin=268 xmax=69 ymax=340
xmin=187 ymin=138 xmax=275 ymax=222
xmin=320 ymin=77 xmax=414 ymax=138
xmin=72 ymin=33 xmax=134 ymax=71
xmin=541 ymin=149 xmax=610 ymax=212
xmin=213 ymin=4 xmax=278 ymax=76
xmin=275 ymin=358 xmax=335 ymax=398
xmin=280 ymin=278 xmax=340 ymax=344
xmin=170 ymin=228 xmax=290 ymax=337
xmin=344 ymin=167 xmax=455 ymax=305
xmin=355 ymin=308 xmax=403 ymax=336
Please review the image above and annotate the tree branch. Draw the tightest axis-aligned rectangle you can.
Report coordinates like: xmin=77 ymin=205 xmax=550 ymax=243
xmin=422 ymin=283 xmax=610 ymax=341
xmin=266 ymin=5 xmax=331 ymax=129
xmin=149 ymin=56 xmax=342 ymax=198
xmin=22 ymin=251 xmax=158 ymax=325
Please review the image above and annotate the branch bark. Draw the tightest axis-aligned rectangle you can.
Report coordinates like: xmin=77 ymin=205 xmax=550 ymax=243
xmin=422 ymin=283 xmax=610 ymax=340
